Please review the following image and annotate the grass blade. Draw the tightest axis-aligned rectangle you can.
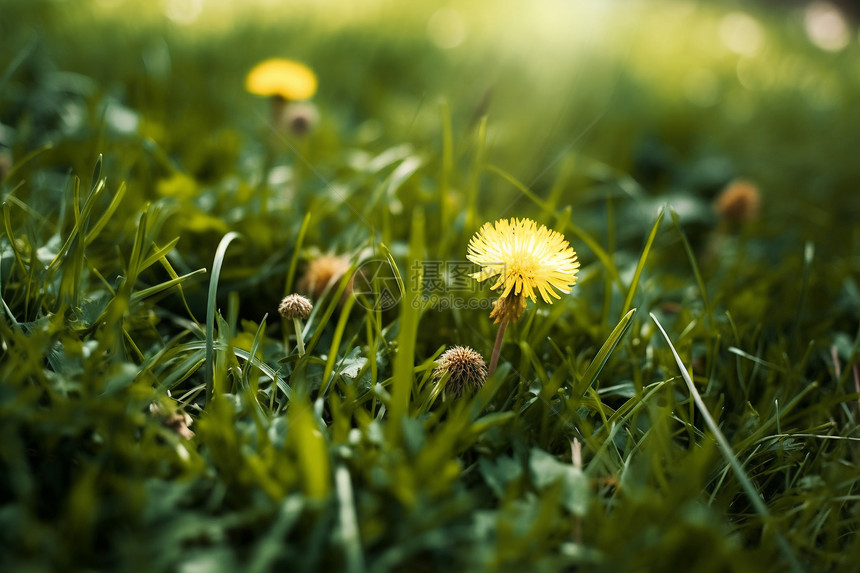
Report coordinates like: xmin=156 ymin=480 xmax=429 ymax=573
xmin=566 ymin=220 xmax=624 ymax=292
xmin=173 ymin=340 xmax=292 ymax=400
xmin=129 ymin=268 xmax=207 ymax=304
xmin=792 ymin=241 xmax=814 ymax=346
xmin=335 ymin=464 xmax=366 ymax=573
xmin=378 ymin=243 xmax=405 ymax=297
xmin=2 ymin=202 xmax=28 ymax=276
xmin=290 ymin=392 xmax=331 ymax=500
xmin=320 ymin=295 xmax=356 ymax=396
xmin=137 ymin=236 xmax=180 ymax=274
xmin=0 ymin=34 xmax=37 ymax=94
xmin=2 ymin=143 xmax=52 ymax=184
xmin=575 ymin=308 xmax=636 ymax=396
xmin=205 ymin=231 xmax=242 ymax=407
xmin=0 ymin=251 xmax=19 ymax=327
xmin=242 ymin=313 xmax=268 ymax=393
xmin=284 ymin=212 xmax=311 ymax=297
xmin=670 ymin=208 xmax=712 ymax=326
xmin=388 ymin=208 xmax=424 ymax=441
xmin=303 ymin=262 xmax=358 ymax=357
xmin=85 ymin=181 xmax=127 ymax=245
xmin=485 ymin=164 xmax=550 ymax=211
xmin=650 ymin=312 xmax=802 ymax=573
xmin=620 ymin=206 xmax=663 ymax=316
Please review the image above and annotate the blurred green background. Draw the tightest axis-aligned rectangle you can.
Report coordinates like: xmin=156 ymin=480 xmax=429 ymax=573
xmin=4 ymin=0 xmax=859 ymax=258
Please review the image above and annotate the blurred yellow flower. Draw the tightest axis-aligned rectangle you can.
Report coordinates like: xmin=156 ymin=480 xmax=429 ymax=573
xmin=468 ymin=218 xmax=579 ymax=304
xmin=299 ymin=253 xmax=352 ymax=300
xmin=245 ymin=58 xmax=317 ymax=101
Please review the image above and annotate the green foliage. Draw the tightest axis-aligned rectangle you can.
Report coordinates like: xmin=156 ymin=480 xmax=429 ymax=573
xmin=2 ymin=1 xmax=860 ymax=571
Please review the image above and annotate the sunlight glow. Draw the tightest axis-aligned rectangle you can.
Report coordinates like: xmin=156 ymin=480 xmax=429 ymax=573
xmin=427 ymin=8 xmax=467 ymax=49
xmin=804 ymin=2 xmax=850 ymax=52
xmin=719 ymin=12 xmax=764 ymax=57
xmin=164 ymin=0 xmax=203 ymax=25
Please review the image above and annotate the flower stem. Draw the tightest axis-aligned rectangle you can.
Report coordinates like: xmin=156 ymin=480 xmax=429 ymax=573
xmin=488 ymin=318 xmax=508 ymax=375
xmin=293 ymin=317 xmax=306 ymax=356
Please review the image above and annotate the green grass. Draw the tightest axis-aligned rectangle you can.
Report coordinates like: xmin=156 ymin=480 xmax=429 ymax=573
xmin=2 ymin=0 xmax=860 ymax=571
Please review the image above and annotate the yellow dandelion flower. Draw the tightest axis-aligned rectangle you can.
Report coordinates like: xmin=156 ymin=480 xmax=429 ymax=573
xmin=245 ymin=58 xmax=317 ymax=101
xmin=467 ymin=218 xmax=580 ymax=304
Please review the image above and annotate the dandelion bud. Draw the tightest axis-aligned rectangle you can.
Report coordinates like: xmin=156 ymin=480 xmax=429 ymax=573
xmin=489 ymin=293 xmax=527 ymax=325
xmin=279 ymin=293 xmax=313 ymax=320
xmin=714 ymin=180 xmax=760 ymax=225
xmin=432 ymin=345 xmax=488 ymax=395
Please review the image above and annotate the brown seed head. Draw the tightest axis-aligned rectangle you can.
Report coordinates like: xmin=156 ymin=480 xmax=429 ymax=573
xmin=715 ymin=180 xmax=760 ymax=224
xmin=489 ymin=293 xmax=527 ymax=325
xmin=299 ymin=254 xmax=352 ymax=300
xmin=279 ymin=293 xmax=313 ymax=320
xmin=432 ymin=345 xmax=488 ymax=396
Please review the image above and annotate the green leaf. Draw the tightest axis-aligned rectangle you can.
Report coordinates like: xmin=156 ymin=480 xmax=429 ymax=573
xmin=100 ymin=363 xmax=141 ymax=396
xmin=479 ymin=455 xmax=522 ymax=498
xmin=529 ymin=448 xmax=590 ymax=516
xmin=337 ymin=347 xmax=368 ymax=379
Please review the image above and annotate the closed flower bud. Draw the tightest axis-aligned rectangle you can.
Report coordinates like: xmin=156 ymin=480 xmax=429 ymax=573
xmin=279 ymin=293 xmax=313 ymax=320
xmin=489 ymin=293 xmax=527 ymax=325
xmin=715 ymin=179 xmax=760 ymax=225
xmin=432 ymin=345 xmax=488 ymax=396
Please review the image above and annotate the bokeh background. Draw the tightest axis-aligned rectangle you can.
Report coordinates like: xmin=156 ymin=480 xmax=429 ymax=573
xmin=3 ymin=0 xmax=859 ymax=260
xmin=3 ymin=1 xmax=860 ymax=571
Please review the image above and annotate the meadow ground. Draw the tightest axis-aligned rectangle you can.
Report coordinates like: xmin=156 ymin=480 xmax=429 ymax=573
xmin=2 ymin=1 xmax=860 ymax=571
